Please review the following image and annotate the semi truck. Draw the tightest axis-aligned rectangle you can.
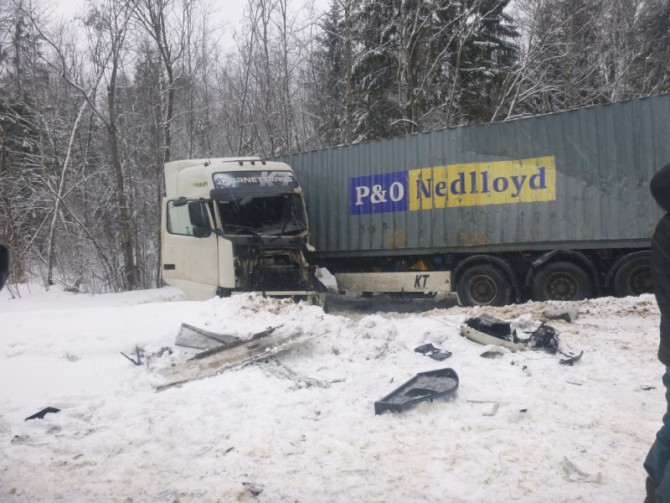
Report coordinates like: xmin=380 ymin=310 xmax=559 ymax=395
xmin=162 ymin=95 xmax=670 ymax=306
xmin=161 ymin=158 xmax=320 ymax=301
xmin=279 ymin=95 xmax=670 ymax=306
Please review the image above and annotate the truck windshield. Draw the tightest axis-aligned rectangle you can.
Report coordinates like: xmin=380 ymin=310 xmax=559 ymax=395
xmin=217 ymin=194 xmax=307 ymax=236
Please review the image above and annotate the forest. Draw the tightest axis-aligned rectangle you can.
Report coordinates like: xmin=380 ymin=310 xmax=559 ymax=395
xmin=0 ymin=0 xmax=668 ymax=293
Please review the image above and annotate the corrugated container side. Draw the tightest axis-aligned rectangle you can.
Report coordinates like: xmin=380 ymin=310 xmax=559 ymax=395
xmin=283 ymin=96 xmax=670 ymax=257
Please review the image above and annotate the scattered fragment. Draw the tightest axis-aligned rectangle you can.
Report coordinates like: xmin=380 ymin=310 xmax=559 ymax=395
xmin=527 ymin=323 xmax=560 ymax=353
xmin=175 ymin=323 xmax=240 ymax=350
xmin=120 ymin=346 xmax=144 ymax=366
xmin=154 ymin=329 xmax=313 ymax=391
xmin=560 ymin=351 xmax=584 ymax=366
xmin=462 ymin=314 xmax=583 ymax=364
xmin=414 ymin=343 xmax=452 ymax=361
xmin=461 ymin=314 xmax=526 ymax=351
xmin=260 ymin=359 xmax=331 ymax=388
xmin=641 ymin=385 xmax=657 ymax=391
xmin=242 ymin=482 xmax=264 ymax=496
xmin=414 ymin=343 xmax=438 ymax=354
xmin=562 ymin=457 xmax=602 ymax=484
xmin=467 ymin=400 xmax=500 ymax=416
xmin=543 ymin=309 xmax=578 ymax=323
xmin=25 ymin=407 xmax=61 ymax=421
xmin=485 ymin=403 xmax=500 ymax=416
xmin=480 ymin=349 xmax=505 ymax=359
xmin=428 ymin=351 xmax=452 ymax=361
xmin=153 ymin=347 xmax=173 ymax=358
xmin=374 ymin=368 xmax=459 ymax=415
xmin=191 ymin=326 xmax=280 ymax=360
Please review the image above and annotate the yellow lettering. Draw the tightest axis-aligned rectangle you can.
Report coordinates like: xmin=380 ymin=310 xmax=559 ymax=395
xmin=408 ymin=156 xmax=555 ymax=211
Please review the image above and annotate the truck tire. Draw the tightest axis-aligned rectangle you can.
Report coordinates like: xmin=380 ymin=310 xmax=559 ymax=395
xmin=614 ymin=256 xmax=651 ymax=297
xmin=531 ymin=261 xmax=593 ymax=302
xmin=457 ymin=265 xmax=512 ymax=307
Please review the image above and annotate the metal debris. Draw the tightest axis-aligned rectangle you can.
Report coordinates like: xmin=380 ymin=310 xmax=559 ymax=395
xmin=25 ymin=407 xmax=61 ymax=421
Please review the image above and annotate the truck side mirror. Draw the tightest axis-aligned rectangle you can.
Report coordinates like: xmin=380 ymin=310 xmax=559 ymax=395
xmin=188 ymin=202 xmax=212 ymax=238
xmin=172 ymin=197 xmax=188 ymax=207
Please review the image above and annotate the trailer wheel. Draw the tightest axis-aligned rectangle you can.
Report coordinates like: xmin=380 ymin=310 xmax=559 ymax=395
xmin=456 ymin=265 xmax=511 ymax=307
xmin=531 ymin=261 xmax=593 ymax=302
xmin=614 ymin=256 xmax=652 ymax=297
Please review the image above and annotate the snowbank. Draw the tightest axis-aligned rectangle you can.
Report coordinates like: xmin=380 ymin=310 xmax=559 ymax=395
xmin=0 ymin=285 xmax=663 ymax=502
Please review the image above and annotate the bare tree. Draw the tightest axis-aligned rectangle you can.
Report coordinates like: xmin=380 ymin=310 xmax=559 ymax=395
xmin=135 ymin=0 xmax=185 ymax=165
xmin=134 ymin=0 xmax=188 ymax=285
xmin=22 ymin=1 xmax=137 ymax=289
xmin=77 ymin=0 xmax=141 ymax=289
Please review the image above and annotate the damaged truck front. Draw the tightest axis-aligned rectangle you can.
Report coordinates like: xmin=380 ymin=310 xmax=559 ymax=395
xmin=161 ymin=158 xmax=320 ymax=301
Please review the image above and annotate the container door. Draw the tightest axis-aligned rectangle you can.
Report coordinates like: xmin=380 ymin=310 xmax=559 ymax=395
xmin=161 ymin=198 xmax=219 ymax=300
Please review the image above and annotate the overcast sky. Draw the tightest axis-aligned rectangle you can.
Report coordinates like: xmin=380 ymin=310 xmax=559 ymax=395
xmin=53 ymin=0 xmax=245 ymax=37
xmin=53 ymin=0 xmax=326 ymax=51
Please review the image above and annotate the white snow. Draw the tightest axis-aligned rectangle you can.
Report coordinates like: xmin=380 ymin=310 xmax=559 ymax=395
xmin=0 ymin=285 xmax=663 ymax=502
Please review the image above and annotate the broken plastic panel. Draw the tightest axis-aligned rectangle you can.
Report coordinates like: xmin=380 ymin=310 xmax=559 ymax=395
xmin=25 ymin=407 xmax=60 ymax=421
xmin=414 ymin=343 xmax=452 ymax=361
xmin=464 ymin=314 xmax=514 ymax=339
xmin=374 ymin=368 xmax=459 ymax=415
xmin=176 ymin=323 xmax=240 ymax=350
xmin=461 ymin=314 xmax=562 ymax=353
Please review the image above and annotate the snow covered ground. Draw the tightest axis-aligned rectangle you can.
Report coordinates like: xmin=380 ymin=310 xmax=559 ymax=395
xmin=0 ymin=284 xmax=664 ymax=502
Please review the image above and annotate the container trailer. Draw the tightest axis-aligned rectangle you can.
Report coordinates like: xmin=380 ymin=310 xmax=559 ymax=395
xmin=280 ymin=95 xmax=670 ymax=305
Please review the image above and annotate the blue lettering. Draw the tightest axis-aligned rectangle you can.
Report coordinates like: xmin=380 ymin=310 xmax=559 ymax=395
xmin=510 ymin=175 xmax=527 ymax=197
xmin=416 ymin=178 xmax=432 ymax=199
xmin=529 ymin=166 xmax=546 ymax=189
xmin=450 ymin=172 xmax=466 ymax=195
xmin=469 ymin=171 xmax=478 ymax=193
xmin=350 ymin=171 xmax=408 ymax=215
xmin=493 ymin=177 xmax=509 ymax=192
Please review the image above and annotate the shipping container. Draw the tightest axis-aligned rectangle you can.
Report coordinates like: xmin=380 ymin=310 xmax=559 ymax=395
xmin=281 ymin=95 xmax=670 ymax=305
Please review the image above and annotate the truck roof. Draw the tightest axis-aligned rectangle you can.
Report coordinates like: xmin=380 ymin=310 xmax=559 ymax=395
xmin=164 ymin=157 xmax=294 ymax=199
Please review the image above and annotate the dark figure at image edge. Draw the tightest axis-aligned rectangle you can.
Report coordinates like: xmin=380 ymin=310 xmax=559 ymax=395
xmin=645 ymin=163 xmax=670 ymax=502
xmin=0 ymin=245 xmax=8 ymax=291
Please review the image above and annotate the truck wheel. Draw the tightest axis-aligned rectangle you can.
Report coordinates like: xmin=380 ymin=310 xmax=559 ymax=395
xmin=531 ymin=261 xmax=593 ymax=302
xmin=457 ymin=265 xmax=511 ymax=307
xmin=614 ymin=256 xmax=651 ymax=297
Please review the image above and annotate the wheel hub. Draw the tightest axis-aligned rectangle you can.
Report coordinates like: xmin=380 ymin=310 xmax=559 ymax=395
xmin=470 ymin=276 xmax=497 ymax=304
xmin=548 ymin=274 xmax=577 ymax=300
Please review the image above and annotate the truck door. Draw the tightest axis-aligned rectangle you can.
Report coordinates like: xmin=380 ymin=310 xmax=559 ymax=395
xmin=161 ymin=198 xmax=219 ymax=300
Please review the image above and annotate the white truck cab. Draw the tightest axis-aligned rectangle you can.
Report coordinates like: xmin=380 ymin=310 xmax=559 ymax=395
xmin=161 ymin=157 xmax=319 ymax=301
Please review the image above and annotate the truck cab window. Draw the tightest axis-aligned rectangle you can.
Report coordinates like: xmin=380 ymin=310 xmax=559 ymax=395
xmin=166 ymin=200 xmax=212 ymax=238
xmin=218 ymin=194 xmax=307 ymax=236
